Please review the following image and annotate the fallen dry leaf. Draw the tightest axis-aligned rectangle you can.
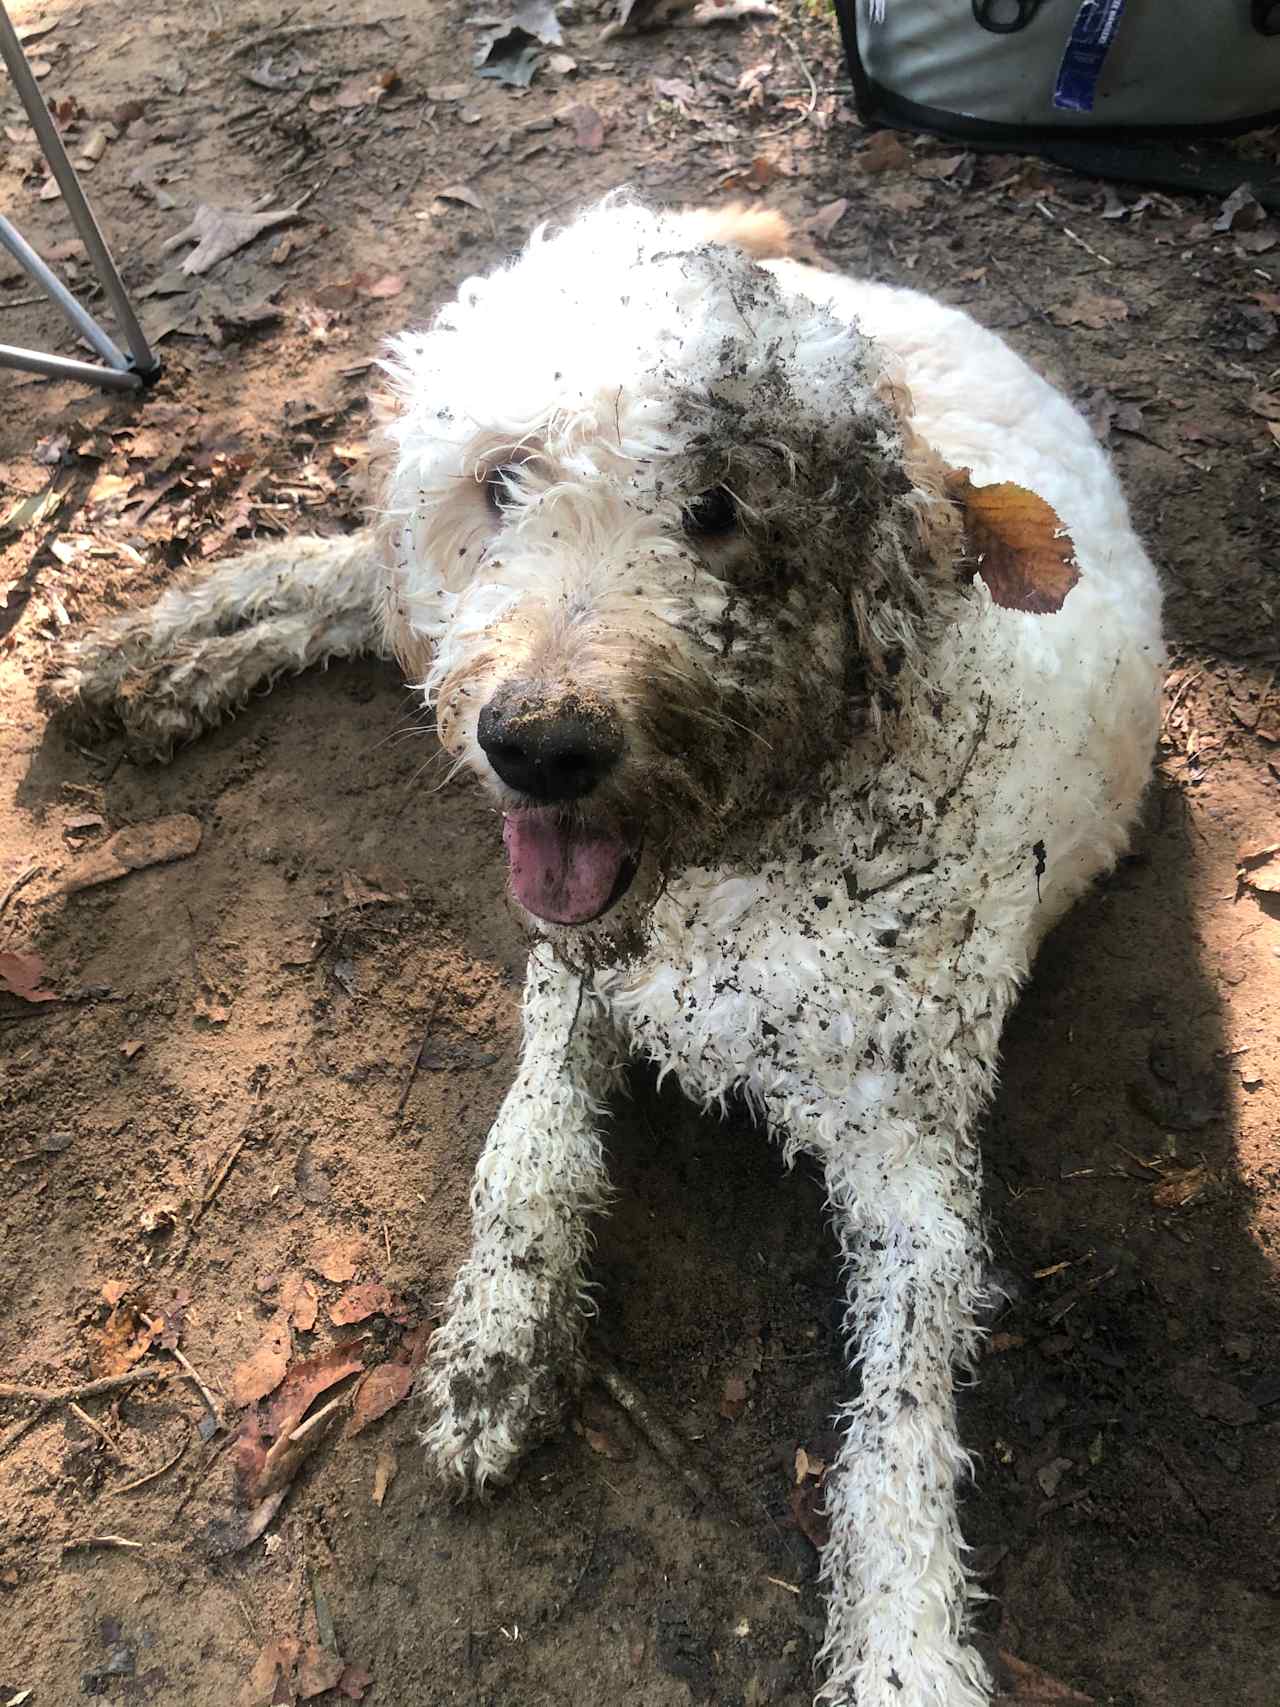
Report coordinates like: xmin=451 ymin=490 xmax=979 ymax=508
xmin=371 ymin=1444 xmax=398 ymax=1506
xmin=337 ymin=1665 xmax=373 ymax=1701
xmin=239 ymin=1637 xmax=300 ymax=1707
xmin=163 ymin=199 xmax=302 ymax=276
xmin=856 ymin=131 xmax=911 ymax=174
xmin=807 ymin=199 xmax=849 ymax=242
xmin=61 ymin=813 xmax=202 ymax=893
xmin=297 ymin=1644 xmax=344 ymax=1699
xmin=231 ymin=1314 xmax=292 ymax=1407
xmin=356 ymin=272 xmax=404 ymax=299
xmin=787 ymin=1478 xmax=829 ymax=1551
xmin=1214 ymin=182 xmax=1265 ymax=233
xmin=264 ymin=1344 xmax=364 ymax=1441
xmin=1152 ymin=1163 xmax=1211 ymax=1209
xmin=280 ymin=1271 xmax=319 ymax=1333
xmin=0 ymin=950 xmax=58 ymax=1004
xmin=1049 ymin=292 xmax=1128 ymax=331
xmin=89 ymin=1290 xmax=155 ymax=1379
xmin=559 ymin=102 xmax=605 ymax=150
xmin=1238 ymin=839 xmax=1280 ymax=895
xmin=435 ymin=183 xmax=486 ymax=212
xmin=718 ymin=1374 xmax=749 ymax=1421
xmin=313 ymin=1236 xmax=361 ymax=1284
xmin=946 ymin=469 xmax=1080 ymax=615
xmin=346 ymin=1363 xmax=413 ymax=1437
xmin=329 ymin=1282 xmax=396 ymax=1327
xmin=991 ymin=1648 xmax=1094 ymax=1703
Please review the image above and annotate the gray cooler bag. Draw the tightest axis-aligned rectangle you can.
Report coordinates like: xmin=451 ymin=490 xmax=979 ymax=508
xmin=834 ymin=1 xmax=1280 ymax=140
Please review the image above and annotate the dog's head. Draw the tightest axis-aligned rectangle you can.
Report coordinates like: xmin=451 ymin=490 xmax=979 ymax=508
xmin=378 ymin=198 xmax=960 ymax=951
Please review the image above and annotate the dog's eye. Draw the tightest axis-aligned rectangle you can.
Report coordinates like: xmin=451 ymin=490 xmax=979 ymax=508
xmin=485 ymin=464 xmax=523 ymax=515
xmin=681 ymin=486 xmax=738 ymax=539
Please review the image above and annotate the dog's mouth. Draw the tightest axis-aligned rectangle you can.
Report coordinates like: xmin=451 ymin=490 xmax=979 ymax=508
xmin=501 ymin=807 xmax=642 ymax=925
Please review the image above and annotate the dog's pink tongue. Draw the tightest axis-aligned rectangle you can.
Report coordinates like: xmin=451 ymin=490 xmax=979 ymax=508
xmin=502 ymin=810 xmax=628 ymax=925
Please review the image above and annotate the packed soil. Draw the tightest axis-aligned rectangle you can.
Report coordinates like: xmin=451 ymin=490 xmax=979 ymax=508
xmin=2 ymin=3 xmax=1279 ymax=1704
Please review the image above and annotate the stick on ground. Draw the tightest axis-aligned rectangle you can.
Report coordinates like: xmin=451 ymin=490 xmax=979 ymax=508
xmin=594 ymin=1358 xmax=728 ymax=1514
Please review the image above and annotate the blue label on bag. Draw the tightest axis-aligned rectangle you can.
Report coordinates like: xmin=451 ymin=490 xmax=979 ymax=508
xmin=1053 ymin=0 xmax=1127 ymax=113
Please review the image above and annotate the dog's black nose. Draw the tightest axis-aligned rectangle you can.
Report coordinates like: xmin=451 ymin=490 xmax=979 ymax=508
xmin=477 ymin=684 xmax=623 ymax=801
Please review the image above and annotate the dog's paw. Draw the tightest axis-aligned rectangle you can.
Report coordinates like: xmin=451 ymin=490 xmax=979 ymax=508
xmin=419 ymin=1343 xmax=575 ymax=1493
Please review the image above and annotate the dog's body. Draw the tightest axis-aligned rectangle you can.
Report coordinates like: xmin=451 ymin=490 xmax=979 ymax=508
xmin=48 ymin=201 xmax=1163 ymax=1705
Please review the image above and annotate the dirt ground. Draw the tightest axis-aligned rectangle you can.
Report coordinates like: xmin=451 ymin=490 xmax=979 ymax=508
xmin=2 ymin=2 xmax=1279 ymax=1704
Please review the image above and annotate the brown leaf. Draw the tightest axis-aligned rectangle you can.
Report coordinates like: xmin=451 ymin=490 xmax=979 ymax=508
xmin=280 ymin=1272 xmax=319 ymax=1333
xmin=264 ymin=1344 xmax=364 ymax=1440
xmin=856 ymin=131 xmax=910 ymax=174
xmin=163 ymin=201 xmax=302 ymax=277
xmin=355 ymin=272 xmax=404 ymax=299
xmin=89 ymin=1292 xmax=155 ymax=1378
xmin=297 ymin=1645 xmax=344 ymax=1699
xmin=914 ymin=152 xmax=970 ymax=181
xmin=346 ymin=1362 xmax=414 ymax=1437
xmin=582 ymin=1423 xmax=631 ymax=1460
xmin=806 ymin=199 xmax=849 ymax=241
xmin=61 ymin=813 xmax=202 ymax=893
xmin=337 ymin=1666 xmax=373 ymax=1701
xmin=1171 ymin=1363 xmax=1259 ymax=1427
xmin=1238 ymin=839 xmax=1280 ymax=895
xmin=231 ymin=1315 xmax=292 ymax=1407
xmin=718 ymin=1374 xmax=749 ymax=1421
xmin=1152 ymin=1164 xmax=1211 ymax=1209
xmin=1214 ymin=183 xmax=1265 ymax=233
xmin=371 ymin=1444 xmax=398 ymax=1506
xmin=239 ymin=1638 xmax=300 ymax=1707
xmin=986 ymin=1331 xmax=1026 ymax=1356
xmin=329 ymin=1282 xmax=396 ymax=1326
xmin=313 ymin=1236 xmax=361 ymax=1283
xmin=558 ymin=102 xmax=605 ymax=150
xmin=945 ymin=469 xmax=1080 ymax=615
xmin=435 ymin=183 xmax=486 ymax=212
xmin=0 ymin=950 xmax=58 ymax=1004
xmin=1048 ymin=292 xmax=1129 ymax=330
xmin=991 ymin=1648 xmax=1095 ymax=1703
xmin=786 ymin=1478 xmax=829 ymax=1550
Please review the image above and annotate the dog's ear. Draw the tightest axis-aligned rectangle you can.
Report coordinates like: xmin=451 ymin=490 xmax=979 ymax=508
xmin=681 ymin=203 xmax=794 ymax=261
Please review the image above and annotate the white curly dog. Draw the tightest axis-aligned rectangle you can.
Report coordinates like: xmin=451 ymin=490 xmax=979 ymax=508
xmin=49 ymin=198 xmax=1163 ymax=1705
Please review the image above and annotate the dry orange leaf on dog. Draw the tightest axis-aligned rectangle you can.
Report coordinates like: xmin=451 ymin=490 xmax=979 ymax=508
xmin=946 ymin=468 xmax=1080 ymax=615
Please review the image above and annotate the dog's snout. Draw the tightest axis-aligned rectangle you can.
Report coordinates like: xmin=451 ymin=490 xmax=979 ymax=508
xmin=477 ymin=683 xmax=623 ymax=802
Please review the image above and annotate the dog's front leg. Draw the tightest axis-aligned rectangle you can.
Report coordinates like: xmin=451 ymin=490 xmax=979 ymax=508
xmin=420 ymin=944 xmax=617 ymax=1493
xmin=806 ymin=1091 xmax=993 ymax=1707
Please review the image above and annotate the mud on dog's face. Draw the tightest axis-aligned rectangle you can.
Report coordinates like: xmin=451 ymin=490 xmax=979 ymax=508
xmin=378 ymin=202 xmax=950 ymax=937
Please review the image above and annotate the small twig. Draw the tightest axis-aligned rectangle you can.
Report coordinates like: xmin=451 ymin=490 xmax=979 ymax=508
xmin=68 ymin=1401 xmax=135 ymax=1467
xmin=172 ymin=1429 xmax=234 ymax=1517
xmin=140 ymin=1321 xmax=226 ymax=1432
xmin=289 ymin=1393 xmax=348 ymax=1442
xmin=594 ymin=1359 xmax=726 ymax=1513
xmin=394 ymin=989 xmax=442 ymax=1119
xmin=0 ymin=1367 xmax=172 ymax=1407
xmin=758 ymin=28 xmax=818 ymax=140
xmin=190 ymin=1126 xmax=254 ymax=1229
xmin=0 ymin=863 xmax=41 ymax=923
xmin=63 ymin=1533 xmax=145 ymax=1552
xmin=110 ymin=1435 xmax=189 ymax=1495
xmin=221 ymin=14 xmax=403 ymax=62
xmin=1034 ymin=199 xmax=1114 ymax=266
xmin=383 ymin=1221 xmax=392 ymax=1266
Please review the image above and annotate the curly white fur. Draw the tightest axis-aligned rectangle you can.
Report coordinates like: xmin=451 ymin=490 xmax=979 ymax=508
xmin=46 ymin=198 xmax=1164 ymax=1707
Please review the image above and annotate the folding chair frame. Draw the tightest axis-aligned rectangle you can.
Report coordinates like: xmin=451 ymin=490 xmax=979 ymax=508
xmin=0 ymin=1 xmax=160 ymax=392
